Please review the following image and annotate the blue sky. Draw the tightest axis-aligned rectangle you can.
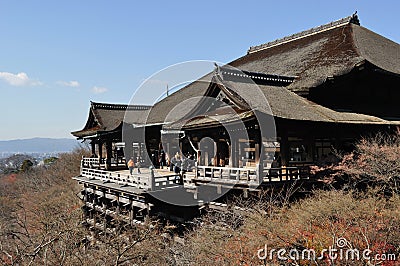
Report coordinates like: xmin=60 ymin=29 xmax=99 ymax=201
xmin=0 ymin=1 xmax=398 ymax=140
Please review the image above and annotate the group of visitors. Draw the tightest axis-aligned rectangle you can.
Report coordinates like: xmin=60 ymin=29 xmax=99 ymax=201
xmin=170 ymin=152 xmax=195 ymax=174
xmin=127 ymin=152 xmax=195 ymax=176
xmin=149 ymin=151 xmax=195 ymax=173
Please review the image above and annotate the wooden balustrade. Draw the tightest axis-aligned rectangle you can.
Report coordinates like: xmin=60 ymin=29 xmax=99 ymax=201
xmin=195 ymin=165 xmax=258 ymax=184
xmin=80 ymin=159 xmax=181 ymax=191
xmin=81 ymin=157 xmax=103 ymax=168
xmin=81 ymin=157 xmax=128 ymax=169
xmin=80 ymin=167 xmax=150 ymax=189
xmin=194 ymin=165 xmax=311 ymax=184
xmin=149 ymin=170 xmax=182 ymax=191
xmin=263 ymin=166 xmax=310 ymax=182
xmin=80 ymin=159 xmax=311 ymax=192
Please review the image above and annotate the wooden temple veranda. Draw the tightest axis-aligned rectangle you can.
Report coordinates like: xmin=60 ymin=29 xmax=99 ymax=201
xmin=72 ymin=14 xmax=400 ymax=228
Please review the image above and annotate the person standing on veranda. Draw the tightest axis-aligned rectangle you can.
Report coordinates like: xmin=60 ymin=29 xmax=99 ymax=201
xmin=127 ymin=157 xmax=135 ymax=175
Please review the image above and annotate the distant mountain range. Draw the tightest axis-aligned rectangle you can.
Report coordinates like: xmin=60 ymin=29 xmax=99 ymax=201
xmin=0 ymin=138 xmax=80 ymax=153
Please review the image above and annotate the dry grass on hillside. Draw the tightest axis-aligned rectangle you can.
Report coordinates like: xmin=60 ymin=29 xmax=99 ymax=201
xmin=177 ymin=190 xmax=400 ymax=266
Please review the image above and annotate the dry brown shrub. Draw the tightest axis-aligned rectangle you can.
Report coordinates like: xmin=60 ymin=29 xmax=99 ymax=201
xmin=311 ymin=133 xmax=400 ymax=193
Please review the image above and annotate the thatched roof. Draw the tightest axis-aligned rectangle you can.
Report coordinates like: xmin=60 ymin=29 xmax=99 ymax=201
xmin=231 ymin=15 xmax=400 ymax=92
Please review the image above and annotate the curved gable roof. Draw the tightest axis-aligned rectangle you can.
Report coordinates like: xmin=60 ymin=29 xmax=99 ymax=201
xmin=72 ymin=102 xmax=151 ymax=138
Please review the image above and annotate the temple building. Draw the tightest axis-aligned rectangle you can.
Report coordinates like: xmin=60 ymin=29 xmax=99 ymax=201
xmin=72 ymin=14 xmax=400 ymax=226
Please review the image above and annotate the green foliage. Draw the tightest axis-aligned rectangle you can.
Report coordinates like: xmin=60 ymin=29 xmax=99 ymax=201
xmin=43 ymin=156 xmax=58 ymax=165
xmin=19 ymin=159 xmax=33 ymax=172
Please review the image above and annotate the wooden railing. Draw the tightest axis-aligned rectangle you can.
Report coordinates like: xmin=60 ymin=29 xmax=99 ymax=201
xmin=81 ymin=157 xmax=103 ymax=168
xmin=81 ymin=157 xmax=128 ymax=169
xmin=149 ymin=171 xmax=181 ymax=191
xmin=80 ymin=160 xmax=182 ymax=191
xmin=263 ymin=166 xmax=310 ymax=182
xmin=80 ymin=167 xmax=150 ymax=189
xmin=193 ymin=165 xmax=311 ymax=185
xmin=80 ymin=159 xmax=311 ymax=190
xmin=195 ymin=165 xmax=259 ymax=184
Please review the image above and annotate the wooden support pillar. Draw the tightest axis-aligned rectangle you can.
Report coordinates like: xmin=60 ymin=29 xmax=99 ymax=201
xmin=138 ymin=142 xmax=142 ymax=162
xmin=98 ymin=141 xmax=103 ymax=167
xmin=305 ymin=135 xmax=314 ymax=162
xmin=149 ymin=168 xmax=155 ymax=191
xmin=125 ymin=140 xmax=133 ymax=163
xmin=129 ymin=199 xmax=135 ymax=225
xmin=256 ymin=161 xmax=263 ymax=184
xmin=230 ymin=139 xmax=238 ymax=168
xmin=196 ymin=150 xmax=201 ymax=166
xmin=116 ymin=193 xmax=120 ymax=215
xmin=105 ymin=140 xmax=112 ymax=170
xmin=217 ymin=185 xmax=222 ymax=194
xmin=91 ymin=142 xmax=96 ymax=156
xmin=243 ymin=189 xmax=248 ymax=198
xmin=228 ymin=142 xmax=232 ymax=167
xmin=92 ymin=186 xmax=97 ymax=225
xmin=216 ymin=141 xmax=220 ymax=167
xmin=83 ymin=187 xmax=88 ymax=201
xmin=255 ymin=143 xmax=260 ymax=164
xmin=83 ymin=186 xmax=89 ymax=218
xmin=102 ymin=190 xmax=107 ymax=232
xmin=238 ymin=140 xmax=242 ymax=167
xmin=280 ymin=131 xmax=289 ymax=167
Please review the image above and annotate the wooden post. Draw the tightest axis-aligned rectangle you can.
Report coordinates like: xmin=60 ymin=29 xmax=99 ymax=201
xmin=98 ymin=141 xmax=103 ymax=168
xmin=238 ymin=140 xmax=242 ymax=167
xmin=255 ymin=143 xmax=260 ymax=164
xmin=91 ymin=142 xmax=96 ymax=156
xmin=129 ymin=199 xmax=135 ymax=226
xmin=105 ymin=141 xmax=112 ymax=170
xmin=81 ymin=155 xmax=85 ymax=170
xmin=243 ymin=189 xmax=248 ymax=198
xmin=280 ymin=131 xmax=289 ymax=167
xmin=92 ymin=186 xmax=97 ymax=226
xmin=149 ymin=167 xmax=155 ymax=191
xmin=83 ymin=186 xmax=89 ymax=218
xmin=116 ymin=193 xmax=120 ymax=215
xmin=138 ymin=142 xmax=142 ymax=164
xmin=102 ymin=189 xmax=107 ymax=232
xmin=229 ymin=140 xmax=238 ymax=167
xmin=193 ymin=187 xmax=198 ymax=199
xmin=256 ymin=162 xmax=263 ymax=184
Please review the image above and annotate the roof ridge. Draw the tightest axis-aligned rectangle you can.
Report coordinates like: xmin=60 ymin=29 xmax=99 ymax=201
xmin=91 ymin=101 xmax=152 ymax=111
xmin=248 ymin=13 xmax=360 ymax=54
xmin=218 ymin=66 xmax=297 ymax=86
